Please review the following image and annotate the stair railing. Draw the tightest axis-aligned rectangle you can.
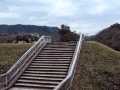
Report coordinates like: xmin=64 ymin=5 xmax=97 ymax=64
xmin=54 ymin=34 xmax=84 ymax=90
xmin=0 ymin=35 xmax=51 ymax=88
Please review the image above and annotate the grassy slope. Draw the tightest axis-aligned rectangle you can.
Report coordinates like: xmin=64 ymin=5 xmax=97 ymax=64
xmin=71 ymin=41 xmax=120 ymax=90
xmin=0 ymin=43 xmax=32 ymax=74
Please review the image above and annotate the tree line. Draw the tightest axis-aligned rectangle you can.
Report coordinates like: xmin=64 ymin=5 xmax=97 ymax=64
xmin=0 ymin=24 xmax=59 ymax=36
xmin=0 ymin=24 xmax=59 ymax=43
xmin=0 ymin=24 xmax=79 ymax=43
xmin=86 ymin=23 xmax=120 ymax=51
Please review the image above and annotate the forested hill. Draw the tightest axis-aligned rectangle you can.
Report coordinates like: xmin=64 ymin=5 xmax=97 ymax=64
xmin=85 ymin=23 xmax=120 ymax=51
xmin=94 ymin=23 xmax=120 ymax=51
xmin=0 ymin=24 xmax=59 ymax=36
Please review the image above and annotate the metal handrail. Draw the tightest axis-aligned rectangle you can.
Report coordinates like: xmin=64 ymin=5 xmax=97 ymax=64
xmin=54 ymin=34 xmax=84 ymax=90
xmin=0 ymin=35 xmax=51 ymax=88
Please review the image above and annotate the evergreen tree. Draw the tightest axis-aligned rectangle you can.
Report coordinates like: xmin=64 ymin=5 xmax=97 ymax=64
xmin=59 ymin=24 xmax=79 ymax=42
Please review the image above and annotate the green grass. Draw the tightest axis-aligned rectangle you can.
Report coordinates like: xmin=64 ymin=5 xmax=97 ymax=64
xmin=0 ymin=43 xmax=32 ymax=74
xmin=71 ymin=41 xmax=120 ymax=90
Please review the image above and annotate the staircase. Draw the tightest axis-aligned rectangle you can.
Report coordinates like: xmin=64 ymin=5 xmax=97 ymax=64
xmin=9 ymin=42 xmax=76 ymax=90
xmin=0 ymin=34 xmax=83 ymax=90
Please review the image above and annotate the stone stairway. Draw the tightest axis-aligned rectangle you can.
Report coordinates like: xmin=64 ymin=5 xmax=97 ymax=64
xmin=9 ymin=42 xmax=77 ymax=90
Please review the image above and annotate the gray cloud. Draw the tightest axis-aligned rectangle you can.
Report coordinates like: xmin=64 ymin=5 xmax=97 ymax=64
xmin=0 ymin=0 xmax=120 ymax=35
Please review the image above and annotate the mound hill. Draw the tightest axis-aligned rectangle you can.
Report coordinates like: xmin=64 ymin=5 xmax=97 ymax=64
xmin=72 ymin=41 xmax=120 ymax=90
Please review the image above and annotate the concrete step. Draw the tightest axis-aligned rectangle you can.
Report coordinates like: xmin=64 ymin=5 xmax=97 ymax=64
xmin=14 ymin=83 xmax=56 ymax=89
xmin=29 ymin=66 xmax=69 ymax=69
xmin=27 ymin=68 xmax=68 ymax=72
xmin=39 ymin=52 xmax=73 ymax=55
xmin=49 ymin=44 xmax=76 ymax=46
xmin=24 ymin=71 xmax=67 ymax=75
xmin=30 ymin=63 xmax=69 ymax=66
xmin=37 ymin=54 xmax=73 ymax=57
xmin=42 ymin=49 xmax=74 ymax=52
xmin=22 ymin=73 xmax=66 ymax=78
xmin=17 ymin=79 xmax=59 ymax=85
xmin=50 ymin=42 xmax=77 ymax=45
xmin=45 ymin=44 xmax=76 ymax=48
xmin=43 ymin=48 xmax=75 ymax=51
xmin=34 ymin=58 xmax=71 ymax=61
xmin=41 ymin=50 xmax=74 ymax=53
xmin=32 ymin=60 xmax=71 ymax=64
xmin=10 ymin=87 xmax=52 ymax=90
xmin=20 ymin=76 xmax=63 ymax=82
xmin=35 ymin=57 xmax=72 ymax=59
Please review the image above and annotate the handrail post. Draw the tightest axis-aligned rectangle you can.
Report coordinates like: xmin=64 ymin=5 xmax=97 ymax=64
xmin=5 ymin=74 xmax=8 ymax=86
xmin=44 ymin=36 xmax=51 ymax=43
xmin=48 ymin=37 xmax=51 ymax=43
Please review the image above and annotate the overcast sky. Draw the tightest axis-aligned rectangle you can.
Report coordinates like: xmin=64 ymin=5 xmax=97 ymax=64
xmin=0 ymin=0 xmax=120 ymax=35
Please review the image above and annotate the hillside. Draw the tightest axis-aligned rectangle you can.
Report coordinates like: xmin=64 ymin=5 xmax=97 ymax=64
xmin=0 ymin=24 xmax=59 ymax=35
xmin=0 ymin=43 xmax=32 ymax=74
xmin=71 ymin=41 xmax=120 ymax=90
xmin=0 ymin=24 xmax=59 ymax=39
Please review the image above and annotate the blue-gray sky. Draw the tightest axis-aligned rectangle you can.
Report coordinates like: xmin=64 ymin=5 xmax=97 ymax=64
xmin=0 ymin=0 xmax=120 ymax=35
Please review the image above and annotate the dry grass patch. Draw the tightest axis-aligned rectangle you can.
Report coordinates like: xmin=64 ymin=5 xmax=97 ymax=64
xmin=0 ymin=43 xmax=32 ymax=74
